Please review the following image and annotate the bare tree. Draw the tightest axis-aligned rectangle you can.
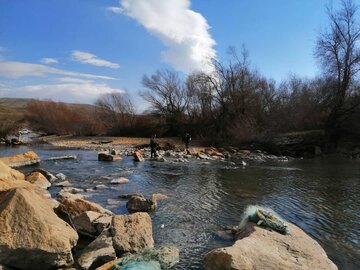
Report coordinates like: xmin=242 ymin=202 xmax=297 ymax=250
xmin=141 ymin=69 xmax=190 ymax=134
xmin=316 ymin=0 xmax=360 ymax=140
xmin=95 ymin=92 xmax=135 ymax=134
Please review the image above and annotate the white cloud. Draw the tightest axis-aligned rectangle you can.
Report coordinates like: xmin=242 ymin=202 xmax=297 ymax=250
xmin=40 ymin=58 xmax=58 ymax=64
xmin=0 ymin=82 xmax=125 ymax=104
xmin=107 ymin=6 xmax=123 ymax=14
xmin=0 ymin=61 xmax=115 ymax=80
xmin=117 ymin=0 xmax=216 ymax=74
xmin=71 ymin=50 xmax=120 ymax=69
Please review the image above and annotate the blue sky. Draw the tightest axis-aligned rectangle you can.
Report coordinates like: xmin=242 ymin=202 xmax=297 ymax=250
xmin=0 ymin=0 xmax=338 ymax=110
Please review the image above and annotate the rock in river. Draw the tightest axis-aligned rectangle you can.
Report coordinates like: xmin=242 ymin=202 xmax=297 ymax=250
xmin=111 ymin=212 xmax=154 ymax=255
xmin=126 ymin=195 xmax=157 ymax=212
xmin=133 ymin=150 xmax=145 ymax=162
xmin=0 ymin=151 xmax=40 ymax=168
xmin=55 ymin=180 xmax=72 ymax=187
xmin=150 ymin=193 xmax=169 ymax=201
xmin=0 ymin=181 xmax=78 ymax=270
xmin=57 ymin=191 xmax=113 ymax=218
xmin=31 ymin=168 xmax=57 ymax=182
xmin=203 ymin=222 xmax=338 ymax=270
xmin=110 ymin=177 xmax=129 ymax=184
xmin=98 ymin=153 xmax=114 ymax=161
xmin=26 ymin=171 xmax=51 ymax=189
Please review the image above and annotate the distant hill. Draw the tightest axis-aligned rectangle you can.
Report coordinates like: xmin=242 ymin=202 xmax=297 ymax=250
xmin=0 ymin=98 xmax=34 ymax=108
xmin=0 ymin=98 xmax=32 ymax=123
xmin=0 ymin=97 xmax=96 ymax=124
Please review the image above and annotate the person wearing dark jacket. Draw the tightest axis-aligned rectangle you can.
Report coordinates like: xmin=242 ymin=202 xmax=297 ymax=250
xmin=183 ymin=133 xmax=191 ymax=150
xmin=150 ymin=134 xmax=158 ymax=159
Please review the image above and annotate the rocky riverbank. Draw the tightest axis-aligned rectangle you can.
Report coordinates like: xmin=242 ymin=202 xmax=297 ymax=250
xmin=0 ymin=151 xmax=179 ymax=270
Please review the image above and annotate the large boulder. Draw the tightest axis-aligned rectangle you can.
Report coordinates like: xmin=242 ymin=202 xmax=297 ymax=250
xmin=126 ymin=195 xmax=156 ymax=212
xmin=0 ymin=151 xmax=40 ymax=168
xmin=0 ymin=186 xmax=78 ymax=270
xmin=133 ymin=150 xmax=144 ymax=162
xmin=0 ymin=178 xmax=34 ymax=191
xmin=0 ymin=161 xmax=25 ymax=181
xmin=203 ymin=222 xmax=338 ymax=270
xmin=111 ymin=212 xmax=154 ymax=255
xmin=26 ymin=172 xmax=51 ymax=189
xmin=73 ymin=211 xmax=112 ymax=237
xmin=77 ymin=231 xmax=116 ymax=270
xmin=57 ymin=192 xmax=113 ymax=218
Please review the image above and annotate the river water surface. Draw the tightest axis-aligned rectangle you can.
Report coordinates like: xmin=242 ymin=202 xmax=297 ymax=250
xmin=1 ymin=145 xmax=359 ymax=269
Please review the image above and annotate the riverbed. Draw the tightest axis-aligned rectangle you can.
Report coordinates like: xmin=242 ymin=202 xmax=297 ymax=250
xmin=1 ymin=145 xmax=359 ymax=269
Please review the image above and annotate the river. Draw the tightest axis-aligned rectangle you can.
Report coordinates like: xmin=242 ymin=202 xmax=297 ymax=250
xmin=1 ymin=145 xmax=359 ymax=269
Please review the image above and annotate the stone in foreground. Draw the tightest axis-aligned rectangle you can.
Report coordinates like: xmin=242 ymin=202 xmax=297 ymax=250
xmin=73 ymin=211 xmax=111 ymax=237
xmin=203 ymin=222 xmax=338 ymax=270
xmin=77 ymin=231 xmax=116 ymax=270
xmin=26 ymin=172 xmax=51 ymax=189
xmin=0 ymin=151 xmax=40 ymax=168
xmin=0 ymin=161 xmax=25 ymax=181
xmin=57 ymin=191 xmax=113 ymax=218
xmin=111 ymin=212 xmax=154 ymax=255
xmin=31 ymin=168 xmax=57 ymax=182
xmin=0 ymin=187 xmax=78 ymax=270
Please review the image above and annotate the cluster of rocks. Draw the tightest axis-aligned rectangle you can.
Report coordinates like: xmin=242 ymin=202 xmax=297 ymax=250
xmin=129 ymin=145 xmax=289 ymax=165
xmin=92 ymin=138 xmax=294 ymax=166
xmin=0 ymin=151 xmax=179 ymax=270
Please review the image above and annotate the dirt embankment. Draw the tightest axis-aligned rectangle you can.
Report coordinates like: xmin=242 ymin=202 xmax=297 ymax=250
xmin=38 ymin=135 xmax=187 ymax=151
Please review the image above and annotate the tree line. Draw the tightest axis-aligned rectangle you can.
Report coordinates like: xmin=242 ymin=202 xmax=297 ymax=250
xmin=22 ymin=0 xmax=360 ymax=150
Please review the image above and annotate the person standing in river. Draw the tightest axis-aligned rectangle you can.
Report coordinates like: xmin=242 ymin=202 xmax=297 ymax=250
xmin=183 ymin=133 xmax=191 ymax=151
xmin=150 ymin=134 xmax=158 ymax=159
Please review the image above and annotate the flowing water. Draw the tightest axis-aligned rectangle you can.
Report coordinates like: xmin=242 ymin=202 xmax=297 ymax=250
xmin=1 ymin=145 xmax=359 ymax=269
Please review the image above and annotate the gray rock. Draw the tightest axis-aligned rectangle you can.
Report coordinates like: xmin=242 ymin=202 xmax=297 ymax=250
xmin=56 ymin=173 xmax=66 ymax=181
xmin=55 ymin=180 xmax=72 ymax=187
xmin=110 ymin=177 xmax=129 ymax=184
xmin=94 ymin=185 xmax=108 ymax=190
xmin=73 ymin=211 xmax=103 ymax=237
xmin=77 ymin=230 xmax=116 ymax=270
